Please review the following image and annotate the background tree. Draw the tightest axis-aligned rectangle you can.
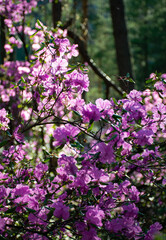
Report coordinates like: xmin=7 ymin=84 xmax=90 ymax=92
xmin=125 ymin=0 xmax=166 ymax=89
xmin=109 ymin=0 xmax=133 ymax=93
xmin=0 ymin=16 xmax=6 ymax=64
xmin=52 ymin=0 xmax=62 ymax=28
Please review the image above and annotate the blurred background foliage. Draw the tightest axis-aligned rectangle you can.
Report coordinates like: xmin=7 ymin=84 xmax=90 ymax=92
xmin=1 ymin=0 xmax=166 ymax=100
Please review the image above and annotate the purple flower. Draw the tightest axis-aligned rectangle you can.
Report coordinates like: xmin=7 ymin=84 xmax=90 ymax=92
xmin=52 ymin=201 xmax=70 ymax=220
xmin=144 ymin=222 xmax=162 ymax=240
xmin=34 ymin=163 xmax=48 ymax=180
xmin=134 ymin=129 xmax=154 ymax=146
xmin=13 ymin=125 xmax=24 ymax=143
xmin=122 ymin=100 xmax=146 ymax=121
xmin=51 ymin=58 xmax=68 ymax=75
xmin=105 ymin=218 xmax=124 ymax=233
xmin=88 ymin=166 xmax=109 ymax=182
xmin=85 ymin=206 xmax=105 ymax=227
xmin=28 ymin=209 xmax=48 ymax=226
xmin=72 ymin=170 xmax=91 ymax=193
xmin=53 ymin=124 xmax=80 ymax=146
xmin=64 ymin=70 xmax=89 ymax=93
xmin=162 ymin=179 xmax=166 ymax=185
xmin=154 ymin=81 xmax=166 ymax=92
xmin=82 ymin=227 xmax=101 ymax=240
xmin=13 ymin=184 xmax=30 ymax=197
xmin=127 ymin=89 xmax=142 ymax=102
xmin=82 ymin=103 xmax=101 ymax=122
xmin=57 ymin=155 xmax=77 ymax=178
xmin=0 ymin=217 xmax=5 ymax=231
xmin=0 ymin=186 xmax=6 ymax=200
xmin=95 ymin=142 xmax=115 ymax=164
xmin=129 ymin=186 xmax=140 ymax=203
xmin=123 ymin=203 xmax=139 ymax=218
xmin=54 ymin=38 xmax=70 ymax=54
xmin=95 ymin=98 xmax=114 ymax=117
xmin=0 ymin=108 xmax=10 ymax=130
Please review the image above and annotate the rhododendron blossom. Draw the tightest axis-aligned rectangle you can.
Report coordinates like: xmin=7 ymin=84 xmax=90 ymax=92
xmin=0 ymin=1 xmax=165 ymax=239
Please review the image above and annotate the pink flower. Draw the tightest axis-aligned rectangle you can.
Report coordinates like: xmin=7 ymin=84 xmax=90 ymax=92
xmin=13 ymin=125 xmax=24 ymax=143
xmin=128 ymin=89 xmax=142 ymax=102
xmin=82 ymin=103 xmax=101 ymax=122
xmin=13 ymin=184 xmax=30 ymax=197
xmin=82 ymin=227 xmax=101 ymax=240
xmin=86 ymin=206 xmax=105 ymax=227
xmin=0 ymin=217 xmax=5 ymax=231
xmin=134 ymin=129 xmax=154 ymax=146
xmin=51 ymin=58 xmax=68 ymax=75
xmin=4 ymin=44 xmax=13 ymax=53
xmin=52 ymin=202 xmax=70 ymax=220
xmin=64 ymin=70 xmax=89 ymax=93
xmin=144 ymin=222 xmax=162 ymax=240
xmin=123 ymin=203 xmax=139 ymax=218
xmin=53 ymin=124 xmax=80 ymax=146
xmin=95 ymin=142 xmax=115 ymax=163
xmin=0 ymin=108 xmax=10 ymax=130
xmin=162 ymin=179 xmax=166 ymax=185
xmin=96 ymin=98 xmax=114 ymax=117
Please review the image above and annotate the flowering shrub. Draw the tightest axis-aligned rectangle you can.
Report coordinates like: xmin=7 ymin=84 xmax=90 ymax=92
xmin=0 ymin=1 xmax=166 ymax=239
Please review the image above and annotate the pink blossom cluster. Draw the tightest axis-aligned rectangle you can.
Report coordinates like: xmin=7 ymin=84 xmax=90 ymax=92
xmin=0 ymin=0 xmax=37 ymax=26
xmin=0 ymin=1 xmax=165 ymax=239
xmin=0 ymin=108 xmax=9 ymax=130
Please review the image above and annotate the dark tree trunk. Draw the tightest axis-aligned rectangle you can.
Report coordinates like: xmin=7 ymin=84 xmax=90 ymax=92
xmin=81 ymin=0 xmax=88 ymax=100
xmin=81 ymin=0 xmax=88 ymax=47
xmin=109 ymin=0 xmax=134 ymax=93
xmin=0 ymin=16 xmax=6 ymax=64
xmin=52 ymin=0 xmax=62 ymax=28
xmin=143 ymin=0 xmax=148 ymax=78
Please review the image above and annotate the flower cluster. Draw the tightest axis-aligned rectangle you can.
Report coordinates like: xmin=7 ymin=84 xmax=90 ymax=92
xmin=0 ymin=1 xmax=165 ymax=239
xmin=0 ymin=108 xmax=9 ymax=130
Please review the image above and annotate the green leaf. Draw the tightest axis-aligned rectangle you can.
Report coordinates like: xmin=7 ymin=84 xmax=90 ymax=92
xmin=128 ymin=78 xmax=135 ymax=83
xmin=112 ymin=97 xmax=118 ymax=105
xmin=0 ymin=140 xmax=8 ymax=148
xmin=5 ymin=206 xmax=17 ymax=214
xmin=108 ymin=134 xmax=118 ymax=141
xmin=71 ymin=141 xmax=84 ymax=149
xmin=30 ymin=30 xmax=39 ymax=38
xmin=91 ymin=152 xmax=100 ymax=159
xmin=123 ymin=92 xmax=127 ymax=98
xmin=66 ymin=68 xmax=75 ymax=74
xmin=87 ymin=190 xmax=92 ymax=197
xmin=73 ymin=110 xmax=81 ymax=117
xmin=105 ymin=134 xmax=118 ymax=143
xmin=101 ymin=117 xmax=110 ymax=123
xmin=112 ymin=114 xmax=122 ymax=120
xmin=47 ymin=208 xmax=54 ymax=220
xmin=6 ymin=131 xmax=12 ymax=137
xmin=146 ymin=78 xmax=156 ymax=84
xmin=24 ymin=176 xmax=29 ymax=183
xmin=19 ymin=86 xmax=25 ymax=91
xmin=18 ymin=79 xmax=22 ymax=85
xmin=37 ymin=19 xmax=44 ymax=29
xmin=76 ymin=157 xmax=84 ymax=163
xmin=21 ymin=76 xmax=26 ymax=83
xmin=87 ymin=121 xmax=94 ymax=132
xmin=26 ymin=207 xmax=36 ymax=213
xmin=99 ymin=182 xmax=109 ymax=185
